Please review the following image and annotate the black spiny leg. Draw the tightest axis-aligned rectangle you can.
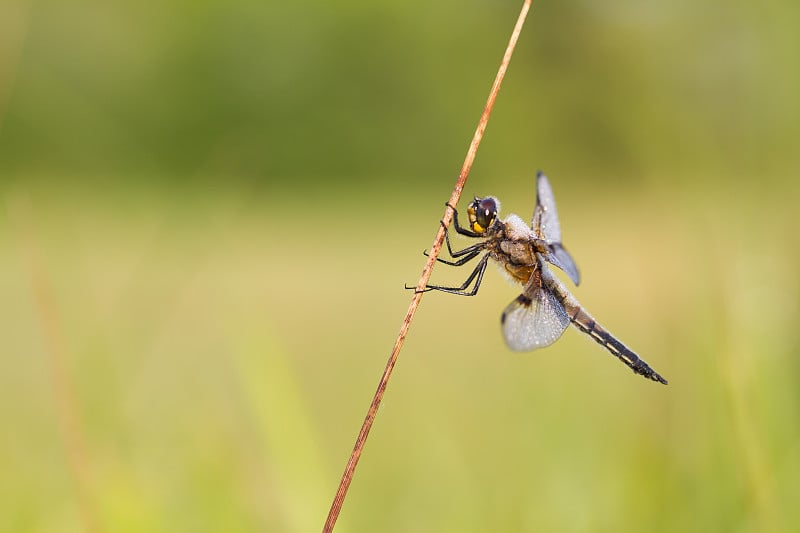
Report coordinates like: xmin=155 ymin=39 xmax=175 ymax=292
xmin=406 ymin=203 xmax=489 ymax=293
xmin=426 ymin=250 xmax=481 ymax=267
xmin=424 ymin=221 xmax=486 ymax=266
xmin=406 ymin=254 xmax=490 ymax=296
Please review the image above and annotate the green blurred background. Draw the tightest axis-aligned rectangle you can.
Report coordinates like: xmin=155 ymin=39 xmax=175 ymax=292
xmin=2 ymin=0 xmax=799 ymax=531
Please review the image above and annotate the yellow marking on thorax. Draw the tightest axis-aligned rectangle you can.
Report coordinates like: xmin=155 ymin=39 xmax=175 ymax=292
xmin=504 ymin=263 xmax=534 ymax=284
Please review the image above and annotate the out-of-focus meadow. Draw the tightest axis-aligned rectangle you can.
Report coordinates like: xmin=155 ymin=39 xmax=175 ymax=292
xmin=2 ymin=1 xmax=799 ymax=531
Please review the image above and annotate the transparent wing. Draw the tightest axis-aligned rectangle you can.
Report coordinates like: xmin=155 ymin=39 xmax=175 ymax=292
xmin=531 ymin=171 xmax=581 ymax=285
xmin=501 ymin=277 xmax=570 ymax=351
xmin=546 ymin=243 xmax=580 ymax=286
xmin=531 ymin=171 xmax=562 ymax=244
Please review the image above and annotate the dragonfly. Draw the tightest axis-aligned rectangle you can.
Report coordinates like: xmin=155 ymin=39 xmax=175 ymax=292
xmin=412 ymin=171 xmax=667 ymax=384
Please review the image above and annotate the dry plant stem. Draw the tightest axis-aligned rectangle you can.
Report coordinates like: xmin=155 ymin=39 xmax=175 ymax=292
xmin=10 ymin=198 xmax=102 ymax=533
xmin=322 ymin=1 xmax=533 ymax=531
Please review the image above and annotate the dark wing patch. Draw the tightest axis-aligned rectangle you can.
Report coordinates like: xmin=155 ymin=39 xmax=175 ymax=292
xmin=501 ymin=285 xmax=570 ymax=351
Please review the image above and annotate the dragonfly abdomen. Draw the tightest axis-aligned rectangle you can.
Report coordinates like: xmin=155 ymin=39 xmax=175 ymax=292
xmin=568 ymin=306 xmax=668 ymax=385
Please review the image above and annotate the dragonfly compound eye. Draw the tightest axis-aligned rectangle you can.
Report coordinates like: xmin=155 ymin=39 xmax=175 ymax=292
xmin=469 ymin=197 xmax=497 ymax=233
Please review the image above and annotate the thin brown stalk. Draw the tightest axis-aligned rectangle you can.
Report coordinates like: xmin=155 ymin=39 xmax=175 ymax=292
xmin=9 ymin=197 xmax=102 ymax=533
xmin=322 ymin=2 xmax=533 ymax=531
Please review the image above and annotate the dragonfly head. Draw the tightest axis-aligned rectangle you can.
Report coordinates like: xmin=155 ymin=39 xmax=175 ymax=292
xmin=467 ymin=196 xmax=499 ymax=234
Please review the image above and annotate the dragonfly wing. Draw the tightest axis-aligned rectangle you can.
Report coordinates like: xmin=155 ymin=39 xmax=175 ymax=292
xmin=546 ymin=243 xmax=580 ymax=286
xmin=531 ymin=171 xmax=562 ymax=244
xmin=532 ymin=171 xmax=580 ymax=285
xmin=501 ymin=279 xmax=570 ymax=351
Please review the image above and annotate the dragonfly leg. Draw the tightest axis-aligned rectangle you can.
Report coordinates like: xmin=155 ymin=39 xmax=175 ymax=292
xmin=406 ymin=254 xmax=489 ymax=296
xmin=425 ymin=249 xmax=481 ymax=266
xmin=441 ymin=222 xmax=486 ymax=256
xmin=429 ymin=223 xmax=485 ymax=262
xmin=419 ymin=221 xmax=486 ymax=266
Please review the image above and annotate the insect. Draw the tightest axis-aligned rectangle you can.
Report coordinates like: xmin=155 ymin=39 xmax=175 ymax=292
xmin=412 ymin=171 xmax=667 ymax=384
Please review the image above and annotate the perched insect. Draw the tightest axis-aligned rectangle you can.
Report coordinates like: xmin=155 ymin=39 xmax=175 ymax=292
xmin=411 ymin=171 xmax=667 ymax=384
